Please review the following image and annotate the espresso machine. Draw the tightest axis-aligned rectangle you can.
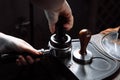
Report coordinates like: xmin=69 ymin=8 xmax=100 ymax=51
xmin=1 ymin=16 xmax=120 ymax=80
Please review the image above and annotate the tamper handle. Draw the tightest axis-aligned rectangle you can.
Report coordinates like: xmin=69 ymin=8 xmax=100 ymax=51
xmin=55 ymin=16 xmax=67 ymax=43
xmin=79 ymin=29 xmax=91 ymax=55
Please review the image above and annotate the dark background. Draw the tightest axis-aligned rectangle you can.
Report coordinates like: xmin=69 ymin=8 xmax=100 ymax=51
xmin=0 ymin=0 xmax=120 ymax=80
xmin=0 ymin=0 xmax=120 ymax=49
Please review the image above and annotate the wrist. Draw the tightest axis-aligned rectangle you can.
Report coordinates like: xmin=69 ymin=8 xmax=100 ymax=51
xmin=46 ymin=0 xmax=66 ymax=10
xmin=32 ymin=0 xmax=65 ymax=10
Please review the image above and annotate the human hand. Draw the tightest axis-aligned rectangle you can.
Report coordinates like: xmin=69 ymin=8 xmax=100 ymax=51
xmin=100 ymin=26 xmax=120 ymax=35
xmin=31 ymin=0 xmax=73 ymax=33
xmin=44 ymin=0 xmax=73 ymax=33
xmin=0 ymin=33 xmax=42 ymax=65
xmin=16 ymin=55 xmax=40 ymax=66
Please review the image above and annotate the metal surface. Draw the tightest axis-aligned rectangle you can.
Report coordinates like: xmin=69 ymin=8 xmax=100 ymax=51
xmin=101 ymin=32 xmax=120 ymax=60
xmin=73 ymin=49 xmax=92 ymax=64
xmin=49 ymin=34 xmax=71 ymax=58
xmin=65 ymin=39 xmax=120 ymax=80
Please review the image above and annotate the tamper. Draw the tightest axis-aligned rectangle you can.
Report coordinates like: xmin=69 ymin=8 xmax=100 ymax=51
xmin=73 ymin=29 xmax=92 ymax=64
xmin=49 ymin=16 xmax=71 ymax=59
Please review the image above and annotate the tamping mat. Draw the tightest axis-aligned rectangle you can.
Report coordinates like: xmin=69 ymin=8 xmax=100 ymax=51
xmin=65 ymin=39 xmax=120 ymax=80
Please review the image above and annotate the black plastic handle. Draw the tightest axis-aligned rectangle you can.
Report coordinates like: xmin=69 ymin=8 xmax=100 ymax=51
xmin=0 ymin=49 xmax=49 ymax=64
xmin=55 ymin=16 xmax=67 ymax=43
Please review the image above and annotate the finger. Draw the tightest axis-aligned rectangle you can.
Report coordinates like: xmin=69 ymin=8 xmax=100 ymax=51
xmin=100 ymin=31 xmax=109 ymax=34
xmin=48 ymin=14 xmax=58 ymax=33
xmin=18 ymin=55 xmax=28 ymax=65
xmin=16 ymin=39 xmax=42 ymax=56
xmin=22 ymin=47 xmax=41 ymax=56
xmin=37 ymin=51 xmax=43 ymax=55
xmin=16 ymin=59 xmax=22 ymax=66
xmin=100 ymin=29 xmax=114 ymax=34
xmin=64 ymin=15 xmax=73 ymax=31
xmin=49 ymin=24 xmax=55 ymax=33
xmin=49 ymin=15 xmax=73 ymax=33
xmin=22 ymin=46 xmax=43 ymax=56
xmin=26 ymin=55 xmax=35 ymax=64
xmin=62 ymin=1 xmax=73 ymax=31
xmin=35 ymin=58 xmax=40 ymax=62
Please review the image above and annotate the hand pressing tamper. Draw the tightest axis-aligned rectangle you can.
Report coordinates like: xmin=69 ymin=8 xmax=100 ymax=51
xmin=73 ymin=29 xmax=93 ymax=64
xmin=49 ymin=16 xmax=71 ymax=59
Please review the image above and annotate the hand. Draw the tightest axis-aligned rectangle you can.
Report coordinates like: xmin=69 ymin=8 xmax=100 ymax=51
xmin=31 ymin=0 xmax=73 ymax=33
xmin=100 ymin=26 xmax=120 ymax=35
xmin=16 ymin=55 xmax=40 ymax=66
xmin=0 ymin=33 xmax=42 ymax=65
xmin=44 ymin=0 xmax=73 ymax=33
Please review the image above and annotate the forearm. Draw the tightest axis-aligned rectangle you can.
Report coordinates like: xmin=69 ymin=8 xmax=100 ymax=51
xmin=31 ymin=0 xmax=65 ymax=10
xmin=0 ymin=32 xmax=35 ymax=53
xmin=0 ymin=33 xmax=23 ymax=53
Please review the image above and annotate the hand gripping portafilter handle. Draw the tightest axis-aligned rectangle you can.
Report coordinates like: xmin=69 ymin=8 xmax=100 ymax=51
xmin=0 ymin=49 xmax=49 ymax=64
xmin=0 ymin=52 xmax=37 ymax=64
xmin=55 ymin=15 xmax=67 ymax=43
xmin=79 ymin=29 xmax=91 ymax=55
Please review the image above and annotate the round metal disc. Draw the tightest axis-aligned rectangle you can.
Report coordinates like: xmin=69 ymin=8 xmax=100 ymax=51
xmin=73 ymin=49 xmax=93 ymax=64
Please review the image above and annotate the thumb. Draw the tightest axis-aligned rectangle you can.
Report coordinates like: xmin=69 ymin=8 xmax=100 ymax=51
xmin=22 ymin=47 xmax=42 ymax=56
xmin=44 ymin=10 xmax=59 ymax=33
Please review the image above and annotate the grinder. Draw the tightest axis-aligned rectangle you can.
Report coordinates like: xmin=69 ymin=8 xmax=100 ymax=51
xmin=48 ymin=16 xmax=71 ymax=59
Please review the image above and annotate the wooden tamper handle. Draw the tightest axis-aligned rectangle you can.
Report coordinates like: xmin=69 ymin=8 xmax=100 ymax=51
xmin=79 ymin=29 xmax=91 ymax=55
